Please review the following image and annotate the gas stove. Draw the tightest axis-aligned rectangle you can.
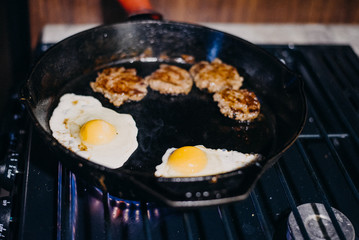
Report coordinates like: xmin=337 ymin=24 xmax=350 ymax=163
xmin=1 ymin=44 xmax=359 ymax=240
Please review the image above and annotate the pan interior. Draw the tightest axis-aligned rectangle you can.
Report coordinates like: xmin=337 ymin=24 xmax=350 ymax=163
xmin=52 ymin=60 xmax=276 ymax=174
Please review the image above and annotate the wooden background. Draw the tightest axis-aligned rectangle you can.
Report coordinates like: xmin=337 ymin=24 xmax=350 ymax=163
xmin=28 ymin=0 xmax=359 ymax=49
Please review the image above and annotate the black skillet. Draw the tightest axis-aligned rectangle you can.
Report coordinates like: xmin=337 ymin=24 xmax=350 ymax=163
xmin=20 ymin=0 xmax=307 ymax=207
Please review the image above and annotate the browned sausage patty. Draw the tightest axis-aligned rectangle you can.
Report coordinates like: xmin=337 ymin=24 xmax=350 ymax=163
xmin=190 ymin=58 xmax=243 ymax=93
xmin=145 ymin=64 xmax=193 ymax=95
xmin=213 ymin=88 xmax=260 ymax=122
xmin=90 ymin=67 xmax=148 ymax=107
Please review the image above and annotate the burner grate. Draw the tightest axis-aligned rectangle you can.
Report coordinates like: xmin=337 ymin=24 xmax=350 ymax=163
xmin=18 ymin=45 xmax=359 ymax=240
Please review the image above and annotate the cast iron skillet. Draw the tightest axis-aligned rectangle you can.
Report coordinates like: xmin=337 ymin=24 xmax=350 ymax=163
xmin=21 ymin=1 xmax=307 ymax=207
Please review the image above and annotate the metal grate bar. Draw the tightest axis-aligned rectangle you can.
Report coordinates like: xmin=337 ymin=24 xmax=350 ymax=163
xmin=332 ymin=47 xmax=359 ymax=89
xmin=274 ymin=162 xmax=312 ymax=240
xmin=183 ymin=213 xmax=195 ymax=240
xmin=70 ymin=172 xmax=78 ymax=240
xmin=194 ymin=206 xmax=231 ymax=239
xmin=343 ymin=46 xmax=359 ymax=82
xmin=322 ymin=50 xmax=359 ymax=125
xmin=295 ymin=50 xmax=359 ymax=202
xmin=300 ymin=48 xmax=359 ymax=146
xmin=57 ymin=161 xmax=63 ymax=240
xmin=294 ymin=48 xmax=359 ymax=238
xmin=103 ymin=193 xmax=112 ymax=240
xmin=249 ymin=191 xmax=272 ymax=239
xmin=307 ymin=103 xmax=359 ymax=202
xmin=298 ymin=133 xmax=349 ymax=139
xmin=323 ymin=52 xmax=359 ymax=95
xmin=141 ymin=204 xmax=153 ymax=240
xmin=296 ymin=139 xmax=348 ymax=240
xmin=264 ymin=45 xmax=359 ymax=239
xmin=217 ymin=205 xmax=237 ymax=240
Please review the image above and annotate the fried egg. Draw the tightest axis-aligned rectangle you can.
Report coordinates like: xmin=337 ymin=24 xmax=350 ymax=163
xmin=49 ymin=93 xmax=138 ymax=169
xmin=155 ymin=145 xmax=259 ymax=177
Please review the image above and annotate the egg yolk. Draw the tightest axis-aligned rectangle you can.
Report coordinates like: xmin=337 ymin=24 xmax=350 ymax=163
xmin=168 ymin=146 xmax=207 ymax=175
xmin=80 ymin=119 xmax=116 ymax=145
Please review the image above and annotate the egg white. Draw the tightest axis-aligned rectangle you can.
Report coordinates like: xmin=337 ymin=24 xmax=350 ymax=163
xmin=155 ymin=145 xmax=259 ymax=177
xmin=49 ymin=93 xmax=138 ymax=169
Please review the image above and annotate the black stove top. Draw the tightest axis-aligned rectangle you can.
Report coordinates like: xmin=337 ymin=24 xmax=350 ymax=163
xmin=1 ymin=44 xmax=359 ymax=240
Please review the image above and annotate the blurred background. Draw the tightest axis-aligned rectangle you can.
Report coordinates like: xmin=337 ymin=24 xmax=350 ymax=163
xmin=1 ymin=0 xmax=359 ymax=117
xmin=27 ymin=0 xmax=359 ymax=49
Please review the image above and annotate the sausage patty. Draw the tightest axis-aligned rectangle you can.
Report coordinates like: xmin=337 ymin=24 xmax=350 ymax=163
xmin=90 ymin=67 xmax=148 ymax=107
xmin=190 ymin=58 xmax=243 ymax=93
xmin=213 ymin=88 xmax=260 ymax=122
xmin=145 ymin=64 xmax=193 ymax=95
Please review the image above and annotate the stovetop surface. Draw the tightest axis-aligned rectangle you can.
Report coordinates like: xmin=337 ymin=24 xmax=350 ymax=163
xmin=5 ymin=44 xmax=359 ymax=239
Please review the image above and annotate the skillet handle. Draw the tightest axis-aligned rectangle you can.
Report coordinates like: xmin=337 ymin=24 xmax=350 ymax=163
xmin=117 ymin=0 xmax=163 ymax=20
